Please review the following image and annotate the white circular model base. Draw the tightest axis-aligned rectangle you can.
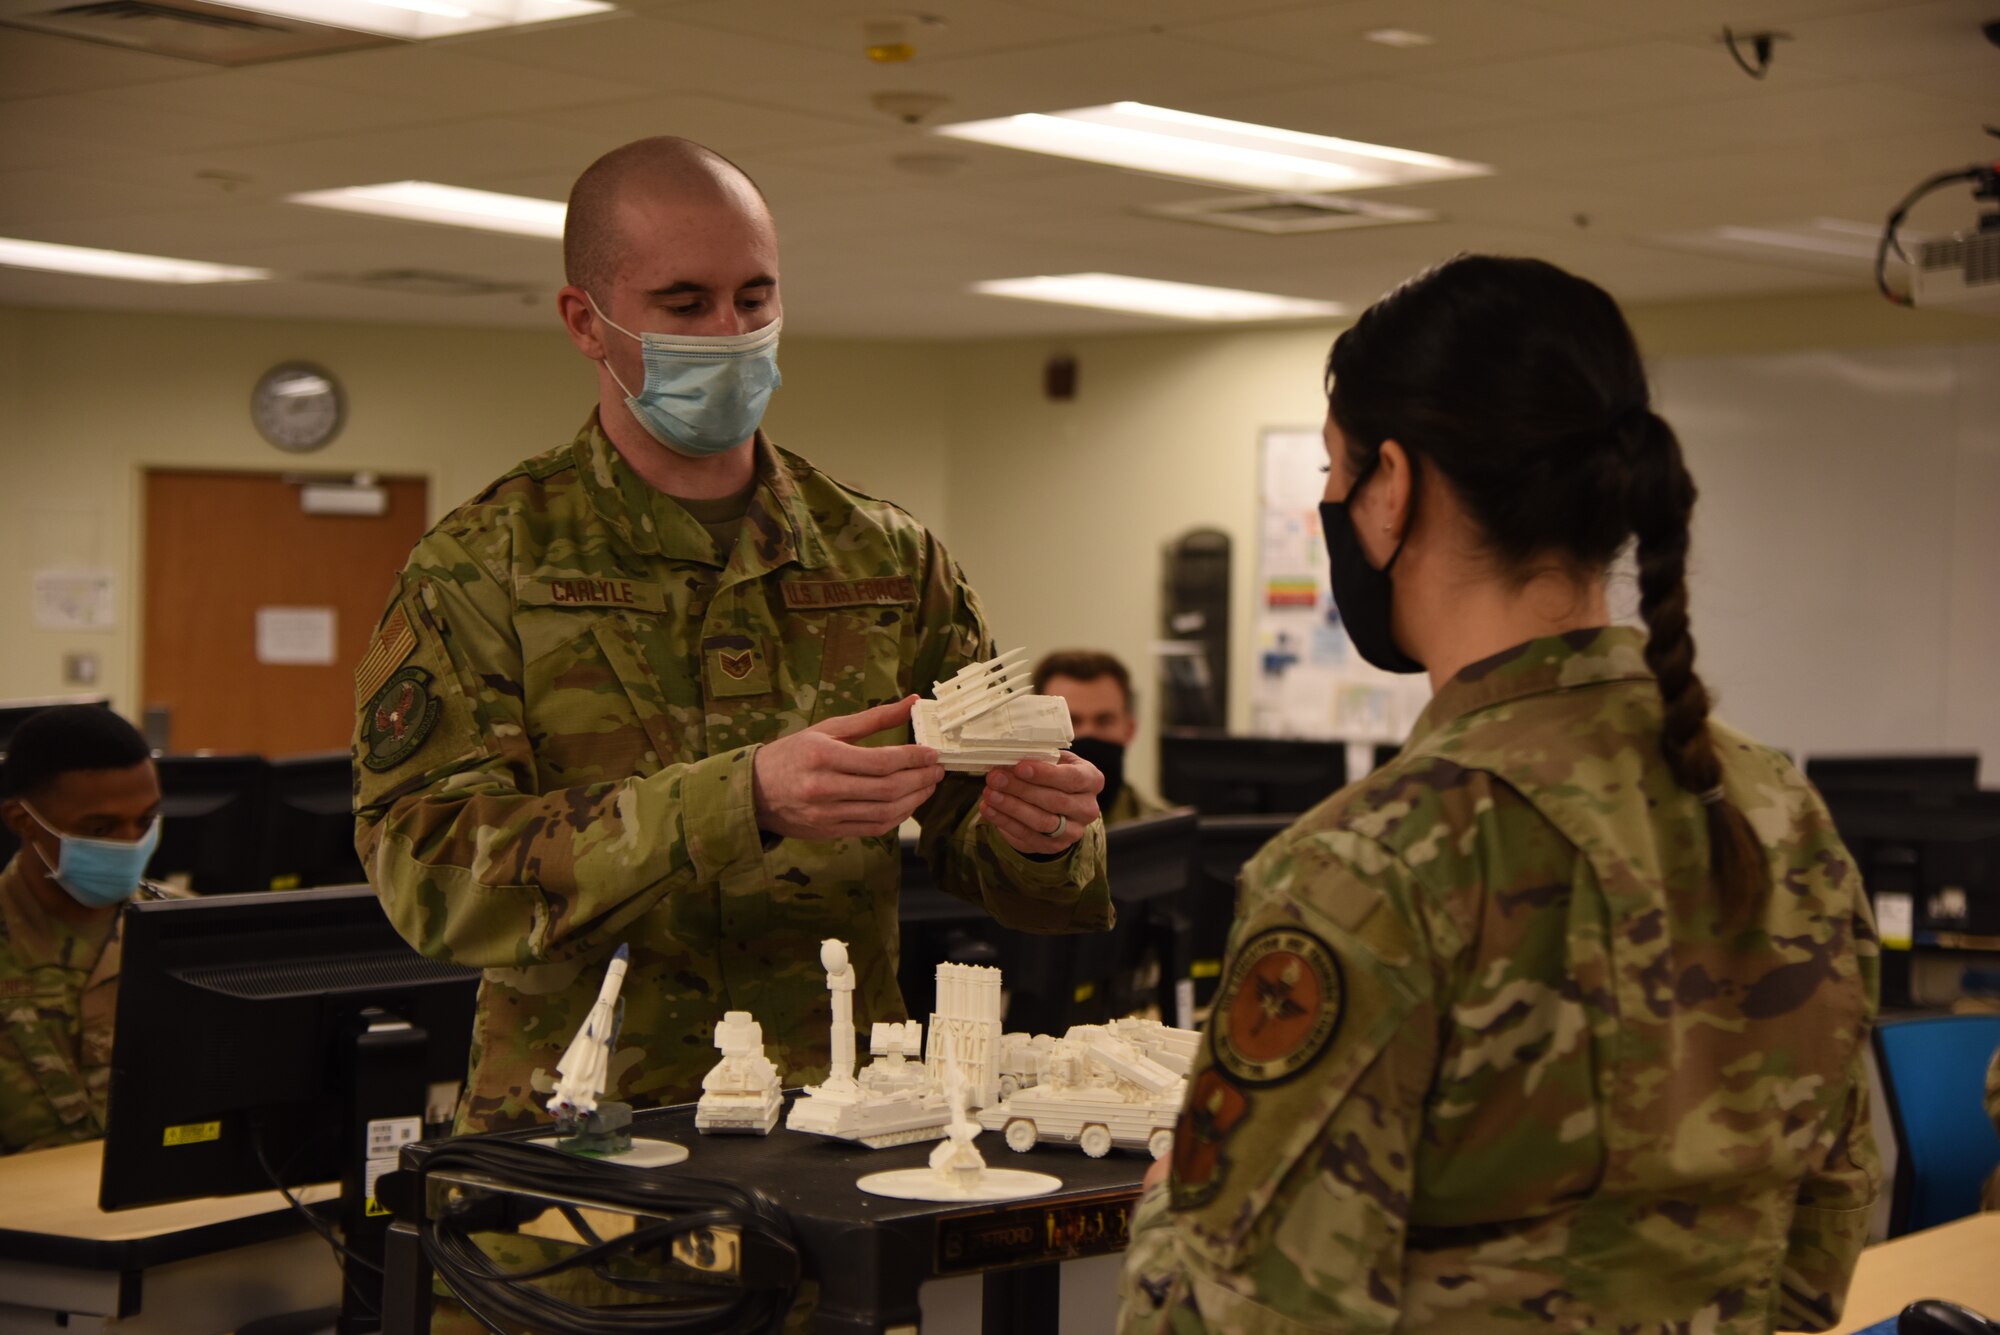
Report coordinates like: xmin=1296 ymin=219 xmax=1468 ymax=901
xmin=855 ymin=1166 xmax=1062 ymax=1203
xmin=528 ymin=1137 xmax=689 ymax=1169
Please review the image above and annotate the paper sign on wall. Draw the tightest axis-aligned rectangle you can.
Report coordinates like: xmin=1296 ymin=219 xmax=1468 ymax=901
xmin=33 ymin=569 xmax=115 ymax=630
xmin=256 ymin=607 xmax=337 ymax=666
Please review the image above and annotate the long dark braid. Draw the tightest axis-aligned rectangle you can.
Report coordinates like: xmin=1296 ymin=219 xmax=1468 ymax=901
xmin=1628 ymin=411 xmax=1763 ymax=903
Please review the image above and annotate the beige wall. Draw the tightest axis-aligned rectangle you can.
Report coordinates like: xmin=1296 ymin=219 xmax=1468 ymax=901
xmin=4 ymin=290 xmax=1996 ymax=790
xmin=930 ymin=294 xmax=2000 ymax=792
xmin=0 ymin=304 xmax=953 ymax=719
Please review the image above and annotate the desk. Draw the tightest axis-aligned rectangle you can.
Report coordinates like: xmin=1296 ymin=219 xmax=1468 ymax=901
xmin=385 ymin=1096 xmax=1145 ymax=1335
xmin=0 ymin=1139 xmax=341 ymax=1334
xmin=1801 ymin=1213 xmax=2000 ymax=1335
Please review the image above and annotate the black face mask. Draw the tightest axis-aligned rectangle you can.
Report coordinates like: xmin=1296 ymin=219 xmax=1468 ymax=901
xmin=1319 ymin=456 xmax=1425 ymax=675
xmin=1068 ymin=735 xmax=1126 ymax=813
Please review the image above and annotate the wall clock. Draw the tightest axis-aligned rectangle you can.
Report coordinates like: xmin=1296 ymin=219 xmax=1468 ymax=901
xmin=252 ymin=362 xmax=345 ymax=453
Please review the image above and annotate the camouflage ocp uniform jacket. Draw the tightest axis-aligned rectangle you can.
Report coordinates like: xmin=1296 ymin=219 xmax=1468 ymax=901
xmin=1120 ymin=628 xmax=1878 ymax=1334
xmin=0 ymin=856 xmax=177 ymax=1155
xmin=353 ymin=417 xmax=1109 ymax=1133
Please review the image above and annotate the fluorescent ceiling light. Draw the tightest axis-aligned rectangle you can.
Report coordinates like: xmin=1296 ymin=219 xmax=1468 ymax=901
xmin=1651 ymin=218 xmax=1914 ymax=269
xmin=0 ymin=237 xmax=270 ymax=285
xmin=935 ymin=102 xmax=1489 ymax=193
xmin=974 ymin=273 xmax=1343 ymax=322
xmin=289 ymin=182 xmax=567 ymax=238
xmin=203 ymin=0 xmax=610 ymax=40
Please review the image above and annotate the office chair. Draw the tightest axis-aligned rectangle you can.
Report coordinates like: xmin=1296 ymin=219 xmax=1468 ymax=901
xmin=1873 ymin=1013 xmax=2000 ymax=1235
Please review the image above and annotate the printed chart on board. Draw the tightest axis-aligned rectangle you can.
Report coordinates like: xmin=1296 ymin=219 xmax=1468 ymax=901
xmin=1252 ymin=427 xmax=1432 ymax=745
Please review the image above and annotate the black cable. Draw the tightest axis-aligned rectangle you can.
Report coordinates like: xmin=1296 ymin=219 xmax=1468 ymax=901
xmin=252 ymin=1129 xmax=383 ymax=1322
xmin=413 ymin=1136 xmax=800 ymax=1335
xmin=1875 ymin=166 xmax=1987 ymax=307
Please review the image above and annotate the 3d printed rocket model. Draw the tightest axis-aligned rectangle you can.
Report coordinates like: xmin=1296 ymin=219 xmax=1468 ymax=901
xmin=548 ymin=944 xmax=634 ymax=1157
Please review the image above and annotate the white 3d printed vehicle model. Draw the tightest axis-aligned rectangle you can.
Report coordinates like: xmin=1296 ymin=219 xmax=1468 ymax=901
xmin=976 ymin=1020 xmax=1195 ymax=1159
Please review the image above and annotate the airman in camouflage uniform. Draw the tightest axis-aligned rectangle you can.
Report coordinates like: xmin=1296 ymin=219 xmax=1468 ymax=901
xmin=353 ymin=137 xmax=1109 ymax=1147
xmin=1 ymin=706 xmax=177 ymax=1155
xmin=1118 ymin=629 xmax=1879 ymax=1332
xmin=354 ymin=416 xmax=1110 ymax=1131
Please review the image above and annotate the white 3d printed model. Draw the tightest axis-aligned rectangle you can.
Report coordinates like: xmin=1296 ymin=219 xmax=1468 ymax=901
xmin=545 ymin=944 xmax=634 ymax=1155
xmin=788 ymin=945 xmax=1004 ymax=1148
xmin=856 ymin=1054 xmax=1061 ymax=1203
xmin=976 ymin=1019 xmax=1198 ymax=1160
xmin=696 ymin=1010 xmax=783 ymax=1136
xmin=535 ymin=946 xmax=688 ymax=1167
xmin=912 ymin=648 xmax=1074 ymax=772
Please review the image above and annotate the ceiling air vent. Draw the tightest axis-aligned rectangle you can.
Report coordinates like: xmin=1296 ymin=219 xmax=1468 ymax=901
xmin=0 ymin=0 xmax=390 ymax=64
xmin=1139 ymin=192 xmax=1439 ymax=235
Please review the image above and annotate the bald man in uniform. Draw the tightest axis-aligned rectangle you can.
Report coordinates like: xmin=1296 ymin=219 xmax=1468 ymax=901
xmin=354 ymin=135 xmax=1110 ymax=1146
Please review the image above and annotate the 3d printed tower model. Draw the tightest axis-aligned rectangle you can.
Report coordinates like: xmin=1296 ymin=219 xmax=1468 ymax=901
xmin=912 ymin=648 xmax=1074 ymax=772
xmin=788 ymin=944 xmax=1005 ymax=1148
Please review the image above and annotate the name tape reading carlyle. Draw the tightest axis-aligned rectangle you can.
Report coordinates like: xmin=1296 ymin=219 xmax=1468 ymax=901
xmin=517 ymin=576 xmax=668 ymax=612
xmin=779 ymin=576 xmax=917 ymax=609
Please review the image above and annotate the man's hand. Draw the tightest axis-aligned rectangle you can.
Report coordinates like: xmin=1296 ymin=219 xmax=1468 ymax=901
xmin=753 ymin=696 xmax=945 ymax=840
xmin=980 ymin=750 xmax=1103 ymax=856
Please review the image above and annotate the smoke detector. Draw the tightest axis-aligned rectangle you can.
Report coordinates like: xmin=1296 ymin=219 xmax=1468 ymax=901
xmin=1139 ymin=193 xmax=1439 ymax=235
xmin=871 ymin=90 xmax=950 ymax=125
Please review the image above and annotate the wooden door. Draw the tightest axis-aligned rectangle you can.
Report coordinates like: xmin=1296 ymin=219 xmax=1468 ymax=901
xmin=143 ymin=471 xmax=429 ymax=755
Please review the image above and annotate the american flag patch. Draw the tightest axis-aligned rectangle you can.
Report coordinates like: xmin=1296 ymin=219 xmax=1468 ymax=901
xmin=354 ymin=605 xmax=417 ymax=706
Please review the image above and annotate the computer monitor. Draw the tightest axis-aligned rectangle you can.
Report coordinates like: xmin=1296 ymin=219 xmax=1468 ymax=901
xmin=1159 ymin=730 xmax=1348 ymax=816
xmin=149 ymin=753 xmax=271 ymax=894
xmin=0 ymin=694 xmax=113 ymax=753
xmin=896 ymin=809 xmax=1200 ymax=1034
xmin=101 ymin=885 xmax=479 ymax=1326
xmin=265 ymin=751 xmax=365 ymax=890
xmin=1819 ymin=790 xmax=2000 ymax=1007
xmin=1184 ymin=814 xmax=1295 ymax=1014
xmin=1804 ymin=753 xmax=1980 ymax=797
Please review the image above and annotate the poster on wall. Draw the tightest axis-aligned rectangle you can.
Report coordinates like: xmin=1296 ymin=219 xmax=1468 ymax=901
xmin=1252 ymin=428 xmax=1431 ymax=744
xmin=32 ymin=569 xmax=116 ymax=631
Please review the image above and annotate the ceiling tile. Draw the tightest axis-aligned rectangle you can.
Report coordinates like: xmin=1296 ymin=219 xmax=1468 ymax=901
xmin=1404 ymin=37 xmax=1837 ymax=115
xmin=1173 ymin=0 xmax=1632 ymax=77
xmin=0 ymin=27 xmax=208 ymax=99
xmin=8 ymin=89 xmax=277 ymax=156
xmin=277 ymin=44 xmax=657 ymax=116
xmin=523 ymin=92 xmax=880 ymax=153
xmin=666 ymin=0 xmax=1121 ymax=59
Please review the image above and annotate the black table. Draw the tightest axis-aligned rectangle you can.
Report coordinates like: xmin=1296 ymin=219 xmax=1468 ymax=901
xmin=385 ymin=1095 xmax=1148 ymax=1334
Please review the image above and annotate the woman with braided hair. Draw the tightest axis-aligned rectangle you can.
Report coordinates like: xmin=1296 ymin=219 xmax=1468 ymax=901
xmin=1120 ymin=255 xmax=1877 ymax=1333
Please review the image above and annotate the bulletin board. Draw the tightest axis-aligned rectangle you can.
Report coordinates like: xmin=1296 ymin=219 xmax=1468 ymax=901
xmin=1251 ymin=427 xmax=1431 ymax=744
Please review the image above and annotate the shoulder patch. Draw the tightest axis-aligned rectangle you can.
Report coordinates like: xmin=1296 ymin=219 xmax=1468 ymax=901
xmin=361 ymin=666 xmax=442 ymax=772
xmin=1211 ymin=926 xmax=1344 ymax=1086
xmin=354 ymin=605 xmax=417 ymax=707
xmin=1169 ymin=1068 xmax=1250 ymax=1210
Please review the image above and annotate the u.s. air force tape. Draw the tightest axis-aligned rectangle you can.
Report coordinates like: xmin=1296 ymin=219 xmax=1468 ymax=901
xmin=1210 ymin=925 xmax=1344 ymax=1086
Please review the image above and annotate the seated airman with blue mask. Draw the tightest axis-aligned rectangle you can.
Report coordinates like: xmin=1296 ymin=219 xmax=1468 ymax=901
xmin=0 ymin=705 xmax=172 ymax=1156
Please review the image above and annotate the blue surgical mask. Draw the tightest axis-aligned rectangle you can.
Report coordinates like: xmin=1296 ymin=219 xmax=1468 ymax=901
xmin=588 ymin=294 xmax=782 ymax=457
xmin=22 ymin=805 xmax=160 ymax=908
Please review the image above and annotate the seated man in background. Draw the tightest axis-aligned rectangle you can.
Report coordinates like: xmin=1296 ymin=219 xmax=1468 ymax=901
xmin=1035 ymin=649 xmax=1171 ymax=826
xmin=0 ymin=706 xmax=170 ymax=1155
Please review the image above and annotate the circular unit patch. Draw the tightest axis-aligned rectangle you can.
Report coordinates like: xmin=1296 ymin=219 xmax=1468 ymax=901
xmin=1211 ymin=926 xmax=1343 ymax=1086
xmin=363 ymin=665 xmax=441 ymax=772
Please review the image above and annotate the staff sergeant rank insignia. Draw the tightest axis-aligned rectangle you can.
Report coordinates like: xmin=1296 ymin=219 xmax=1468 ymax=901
xmin=1212 ymin=925 xmax=1343 ymax=1086
xmin=362 ymin=666 xmax=441 ymax=771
